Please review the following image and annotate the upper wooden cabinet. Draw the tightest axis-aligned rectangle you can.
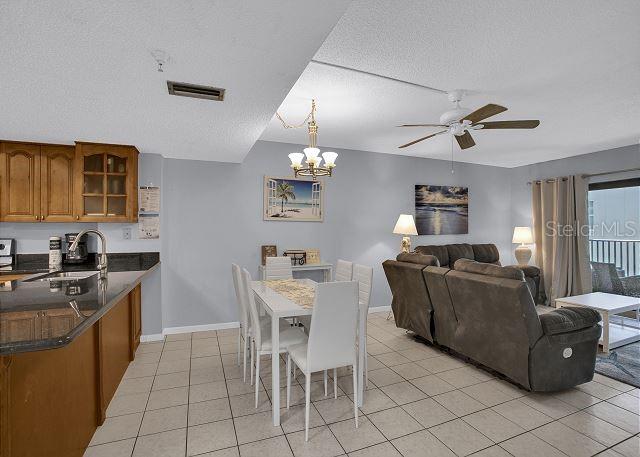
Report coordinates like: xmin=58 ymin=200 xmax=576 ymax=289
xmin=74 ymin=142 xmax=138 ymax=222
xmin=0 ymin=140 xmax=139 ymax=223
xmin=0 ymin=142 xmax=41 ymax=222
xmin=41 ymin=145 xmax=76 ymax=222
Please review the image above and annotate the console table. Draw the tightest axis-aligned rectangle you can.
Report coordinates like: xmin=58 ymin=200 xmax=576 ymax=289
xmin=258 ymin=262 xmax=333 ymax=282
xmin=556 ymin=292 xmax=640 ymax=353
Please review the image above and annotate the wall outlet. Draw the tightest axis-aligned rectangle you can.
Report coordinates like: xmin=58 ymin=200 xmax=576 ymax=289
xmin=122 ymin=227 xmax=132 ymax=240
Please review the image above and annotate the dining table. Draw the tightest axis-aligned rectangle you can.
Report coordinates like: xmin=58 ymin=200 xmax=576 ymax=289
xmin=251 ymin=278 xmax=366 ymax=426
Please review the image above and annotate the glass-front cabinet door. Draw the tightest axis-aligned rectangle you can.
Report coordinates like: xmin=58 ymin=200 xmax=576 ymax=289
xmin=74 ymin=142 xmax=138 ymax=222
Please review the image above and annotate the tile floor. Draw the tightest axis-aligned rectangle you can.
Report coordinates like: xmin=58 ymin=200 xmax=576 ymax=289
xmin=84 ymin=312 xmax=640 ymax=457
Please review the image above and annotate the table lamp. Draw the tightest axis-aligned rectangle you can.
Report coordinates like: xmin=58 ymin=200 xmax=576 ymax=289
xmin=393 ymin=214 xmax=418 ymax=253
xmin=512 ymin=226 xmax=534 ymax=265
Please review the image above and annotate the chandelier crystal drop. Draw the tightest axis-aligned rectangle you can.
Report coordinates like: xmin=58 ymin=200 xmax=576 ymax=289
xmin=278 ymin=99 xmax=337 ymax=180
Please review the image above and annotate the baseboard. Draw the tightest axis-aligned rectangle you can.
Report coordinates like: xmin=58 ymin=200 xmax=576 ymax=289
xmin=144 ymin=309 xmax=387 ymax=340
xmin=162 ymin=321 xmax=240 ymax=336
xmin=369 ymin=305 xmax=391 ymax=313
xmin=140 ymin=333 xmax=164 ymax=342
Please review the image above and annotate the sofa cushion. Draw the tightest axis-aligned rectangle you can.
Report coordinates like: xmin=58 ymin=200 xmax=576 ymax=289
xmin=396 ymin=252 xmax=440 ymax=266
xmin=415 ymin=245 xmax=449 ymax=267
xmin=447 ymin=243 xmax=475 ymax=266
xmin=454 ymin=258 xmax=525 ymax=281
xmin=539 ymin=307 xmax=601 ymax=335
xmin=472 ymin=244 xmax=501 ymax=265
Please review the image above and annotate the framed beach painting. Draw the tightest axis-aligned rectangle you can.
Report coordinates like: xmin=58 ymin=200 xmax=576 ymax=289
xmin=263 ymin=176 xmax=323 ymax=222
xmin=415 ymin=185 xmax=468 ymax=235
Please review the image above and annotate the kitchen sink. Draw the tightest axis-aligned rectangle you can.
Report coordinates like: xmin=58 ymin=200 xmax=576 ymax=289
xmin=23 ymin=271 xmax=99 ymax=282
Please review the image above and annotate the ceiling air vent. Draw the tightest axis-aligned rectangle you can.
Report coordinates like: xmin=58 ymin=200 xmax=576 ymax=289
xmin=167 ymin=81 xmax=225 ymax=101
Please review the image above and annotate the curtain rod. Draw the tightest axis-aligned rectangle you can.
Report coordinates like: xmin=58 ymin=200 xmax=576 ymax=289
xmin=526 ymin=166 xmax=640 ymax=185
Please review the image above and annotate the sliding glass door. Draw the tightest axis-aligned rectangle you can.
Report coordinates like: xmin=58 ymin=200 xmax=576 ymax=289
xmin=588 ymin=178 xmax=640 ymax=296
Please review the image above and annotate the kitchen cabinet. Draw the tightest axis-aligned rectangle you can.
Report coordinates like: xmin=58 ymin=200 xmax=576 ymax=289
xmin=41 ymin=309 xmax=80 ymax=339
xmin=0 ymin=286 xmax=144 ymax=456
xmin=0 ymin=140 xmax=138 ymax=222
xmin=40 ymin=145 xmax=76 ymax=222
xmin=0 ymin=311 xmax=41 ymax=344
xmin=130 ymin=284 xmax=142 ymax=355
xmin=0 ymin=309 xmax=81 ymax=343
xmin=0 ymin=142 xmax=41 ymax=222
xmin=74 ymin=142 xmax=138 ymax=222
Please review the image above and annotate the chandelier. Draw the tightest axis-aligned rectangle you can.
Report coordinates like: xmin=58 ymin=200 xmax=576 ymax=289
xmin=277 ymin=99 xmax=338 ymax=180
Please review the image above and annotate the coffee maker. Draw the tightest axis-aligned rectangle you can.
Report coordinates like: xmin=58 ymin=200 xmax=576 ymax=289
xmin=65 ymin=233 xmax=88 ymax=264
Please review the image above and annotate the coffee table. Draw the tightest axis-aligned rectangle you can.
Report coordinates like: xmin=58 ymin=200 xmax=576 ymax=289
xmin=556 ymin=292 xmax=640 ymax=353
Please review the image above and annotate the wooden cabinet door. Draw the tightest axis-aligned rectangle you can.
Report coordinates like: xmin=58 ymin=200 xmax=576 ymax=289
xmin=130 ymin=284 xmax=142 ymax=355
xmin=75 ymin=143 xmax=138 ymax=222
xmin=40 ymin=145 xmax=76 ymax=222
xmin=0 ymin=142 xmax=41 ymax=222
xmin=0 ymin=311 xmax=42 ymax=344
xmin=41 ymin=309 xmax=76 ymax=339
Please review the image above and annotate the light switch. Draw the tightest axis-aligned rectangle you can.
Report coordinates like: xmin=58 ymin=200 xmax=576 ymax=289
xmin=123 ymin=227 xmax=132 ymax=240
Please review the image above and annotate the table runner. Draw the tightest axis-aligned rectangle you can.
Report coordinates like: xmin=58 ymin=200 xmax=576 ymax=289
xmin=263 ymin=279 xmax=315 ymax=308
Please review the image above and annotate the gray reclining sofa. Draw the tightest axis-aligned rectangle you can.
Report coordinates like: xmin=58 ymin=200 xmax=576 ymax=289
xmin=382 ymin=243 xmax=601 ymax=391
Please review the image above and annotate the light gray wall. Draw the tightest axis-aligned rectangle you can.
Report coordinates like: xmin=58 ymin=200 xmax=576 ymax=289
xmin=161 ymin=140 xmax=513 ymax=329
xmin=509 ymin=144 xmax=640 ymax=263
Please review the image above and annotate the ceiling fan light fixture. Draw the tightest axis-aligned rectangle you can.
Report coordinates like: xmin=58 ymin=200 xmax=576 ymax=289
xmin=439 ymin=107 xmax=471 ymax=125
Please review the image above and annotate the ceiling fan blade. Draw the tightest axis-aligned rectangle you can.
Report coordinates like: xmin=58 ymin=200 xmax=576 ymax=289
xmin=398 ymin=130 xmax=447 ymax=149
xmin=475 ymin=120 xmax=540 ymax=129
xmin=463 ymin=104 xmax=507 ymax=123
xmin=397 ymin=124 xmax=447 ymax=127
xmin=455 ymin=131 xmax=476 ymax=150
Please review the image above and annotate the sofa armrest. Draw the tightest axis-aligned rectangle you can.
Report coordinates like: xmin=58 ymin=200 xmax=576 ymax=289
xmin=539 ymin=306 xmax=601 ymax=336
xmin=508 ymin=265 xmax=540 ymax=278
xmin=620 ymin=275 xmax=640 ymax=297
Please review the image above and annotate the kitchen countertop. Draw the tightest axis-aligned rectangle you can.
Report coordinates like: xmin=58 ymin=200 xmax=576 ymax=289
xmin=0 ymin=252 xmax=160 ymax=355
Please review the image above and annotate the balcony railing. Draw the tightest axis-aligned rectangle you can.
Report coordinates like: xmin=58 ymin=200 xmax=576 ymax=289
xmin=589 ymin=238 xmax=640 ymax=277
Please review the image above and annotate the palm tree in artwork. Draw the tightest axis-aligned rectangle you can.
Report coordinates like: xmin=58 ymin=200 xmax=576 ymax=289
xmin=276 ymin=182 xmax=296 ymax=214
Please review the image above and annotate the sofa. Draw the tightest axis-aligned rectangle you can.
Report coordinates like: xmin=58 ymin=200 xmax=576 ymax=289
xmin=382 ymin=244 xmax=602 ymax=391
xmin=414 ymin=243 xmax=542 ymax=302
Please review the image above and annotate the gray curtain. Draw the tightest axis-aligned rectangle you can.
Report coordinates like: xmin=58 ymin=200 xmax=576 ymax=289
xmin=532 ymin=175 xmax=592 ymax=305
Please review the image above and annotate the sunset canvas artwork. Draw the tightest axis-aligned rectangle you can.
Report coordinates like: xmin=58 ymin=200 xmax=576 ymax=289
xmin=415 ymin=185 xmax=469 ymax=235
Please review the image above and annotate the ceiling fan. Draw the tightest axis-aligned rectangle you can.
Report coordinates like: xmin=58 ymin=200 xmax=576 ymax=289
xmin=398 ymin=90 xmax=540 ymax=150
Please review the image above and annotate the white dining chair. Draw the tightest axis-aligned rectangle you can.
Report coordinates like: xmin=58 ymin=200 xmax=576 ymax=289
xmin=353 ymin=264 xmax=373 ymax=390
xmin=242 ymin=268 xmax=307 ymax=407
xmin=234 ymin=265 xmax=290 ymax=384
xmin=314 ymin=259 xmax=353 ymax=395
xmin=231 ymin=264 xmax=248 ymax=378
xmin=335 ymin=259 xmax=353 ymax=281
xmin=286 ymin=281 xmax=360 ymax=441
xmin=265 ymin=256 xmax=293 ymax=280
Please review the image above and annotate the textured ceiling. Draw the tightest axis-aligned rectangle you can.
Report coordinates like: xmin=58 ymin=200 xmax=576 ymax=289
xmin=261 ymin=0 xmax=640 ymax=167
xmin=0 ymin=1 xmax=350 ymax=162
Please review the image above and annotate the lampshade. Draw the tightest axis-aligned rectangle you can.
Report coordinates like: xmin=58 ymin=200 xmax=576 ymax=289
xmin=512 ymin=226 xmax=533 ymax=244
xmin=288 ymin=152 xmax=304 ymax=168
xmin=393 ymin=214 xmax=418 ymax=236
xmin=303 ymin=147 xmax=320 ymax=162
xmin=322 ymin=151 xmax=338 ymax=167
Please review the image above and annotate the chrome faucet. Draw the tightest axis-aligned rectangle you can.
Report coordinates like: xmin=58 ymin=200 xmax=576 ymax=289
xmin=70 ymin=229 xmax=108 ymax=279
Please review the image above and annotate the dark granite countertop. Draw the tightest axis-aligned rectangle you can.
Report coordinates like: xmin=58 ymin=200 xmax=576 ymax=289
xmin=0 ymin=252 xmax=160 ymax=355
